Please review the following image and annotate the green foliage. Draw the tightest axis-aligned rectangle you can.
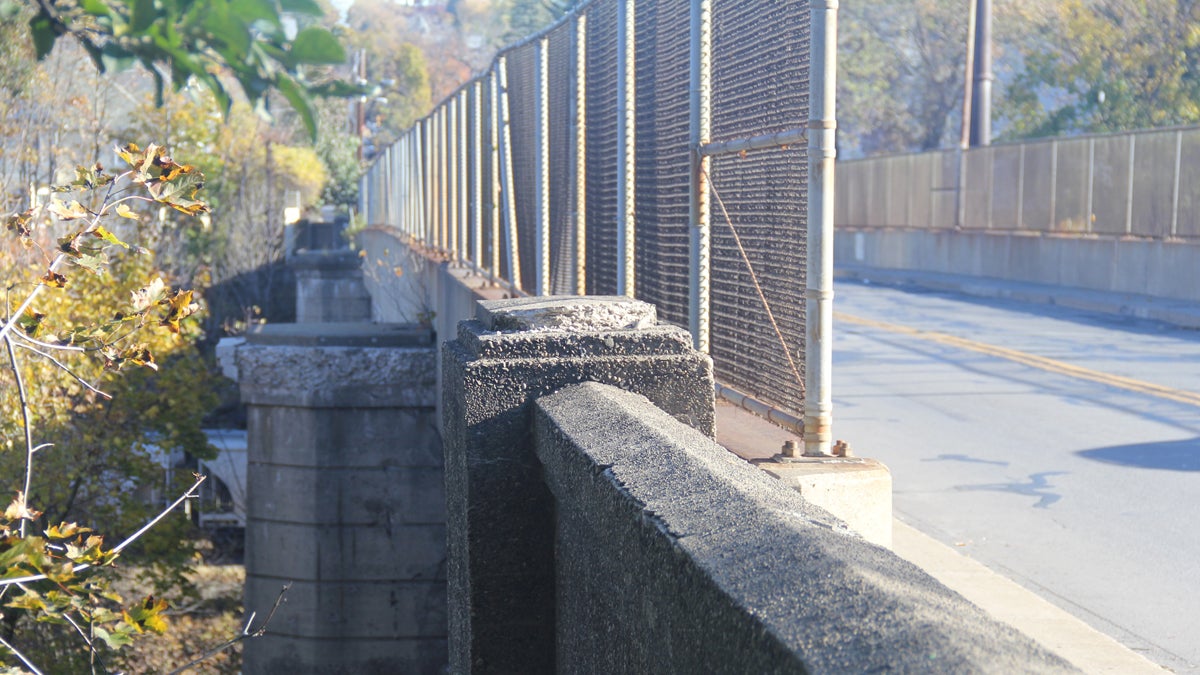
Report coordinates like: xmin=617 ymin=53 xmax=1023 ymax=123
xmin=16 ymin=0 xmax=354 ymax=140
xmin=0 ymin=143 xmax=215 ymax=671
xmin=838 ymin=0 xmax=970 ymax=156
xmin=1000 ymin=0 xmax=1200 ymax=139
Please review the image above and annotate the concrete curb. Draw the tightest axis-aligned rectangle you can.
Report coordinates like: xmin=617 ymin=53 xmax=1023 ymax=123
xmin=892 ymin=519 xmax=1165 ymax=674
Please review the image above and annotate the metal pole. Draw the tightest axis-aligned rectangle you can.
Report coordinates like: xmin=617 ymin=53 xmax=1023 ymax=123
xmin=616 ymin=0 xmax=636 ymax=297
xmin=1125 ymin=134 xmax=1135 ymax=235
xmin=535 ymin=38 xmax=551 ymax=295
xmin=969 ymin=0 xmax=992 ymax=146
xmin=472 ymin=80 xmax=484 ymax=269
xmin=1086 ymin=137 xmax=1095 ymax=233
xmin=497 ymin=56 xmax=522 ymax=290
xmin=1049 ymin=139 xmax=1057 ymax=231
xmin=689 ymin=0 xmax=712 ymax=353
xmin=805 ymin=0 xmax=838 ymax=457
xmin=458 ymin=90 xmax=469 ymax=263
xmin=448 ymin=99 xmax=459 ymax=259
xmin=574 ymin=13 xmax=588 ymax=295
xmin=419 ymin=122 xmax=430 ymax=247
xmin=1172 ymin=130 xmax=1183 ymax=237
xmin=428 ymin=114 xmax=436 ymax=246
xmin=490 ymin=68 xmax=503 ymax=280
xmin=1017 ymin=144 xmax=1025 ymax=228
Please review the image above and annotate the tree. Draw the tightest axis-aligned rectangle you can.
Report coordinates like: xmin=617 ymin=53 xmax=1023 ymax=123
xmin=17 ymin=0 xmax=353 ymax=140
xmin=838 ymin=0 xmax=975 ymax=156
xmin=0 ymin=143 xmax=215 ymax=671
xmin=1000 ymin=0 xmax=1200 ymax=138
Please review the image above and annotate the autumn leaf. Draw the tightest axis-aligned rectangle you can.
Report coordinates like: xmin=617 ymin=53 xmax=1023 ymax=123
xmin=119 ymin=344 xmax=157 ymax=371
xmin=5 ymin=209 xmax=34 ymax=238
xmin=124 ymin=596 xmax=169 ymax=634
xmin=91 ymin=225 xmax=130 ymax=249
xmin=115 ymin=203 xmax=140 ymax=220
xmin=4 ymin=492 xmax=41 ymax=523
xmin=131 ymin=277 xmax=166 ymax=311
xmin=47 ymin=199 xmax=90 ymax=221
xmin=16 ymin=309 xmax=45 ymax=337
xmin=159 ymin=289 xmax=198 ymax=333
xmin=40 ymin=271 xmax=67 ymax=288
xmin=45 ymin=523 xmax=89 ymax=540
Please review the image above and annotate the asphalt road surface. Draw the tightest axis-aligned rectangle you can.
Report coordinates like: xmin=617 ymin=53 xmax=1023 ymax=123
xmin=834 ymin=278 xmax=1200 ymax=673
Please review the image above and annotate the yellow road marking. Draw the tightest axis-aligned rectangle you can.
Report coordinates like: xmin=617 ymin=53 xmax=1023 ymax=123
xmin=835 ymin=311 xmax=1200 ymax=408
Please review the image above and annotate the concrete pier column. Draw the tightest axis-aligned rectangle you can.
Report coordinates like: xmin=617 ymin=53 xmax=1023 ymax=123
xmin=441 ymin=296 xmax=715 ymax=673
xmin=291 ymin=250 xmax=372 ymax=323
xmin=237 ymin=323 xmax=445 ymax=673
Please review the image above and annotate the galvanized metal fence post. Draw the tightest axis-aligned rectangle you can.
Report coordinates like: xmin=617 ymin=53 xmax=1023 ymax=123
xmin=616 ymin=0 xmax=636 ymax=297
xmin=489 ymin=68 xmax=503 ymax=280
xmin=689 ymin=0 xmax=712 ymax=353
xmin=1172 ymin=129 xmax=1183 ymax=238
xmin=448 ymin=99 xmax=460 ymax=259
xmin=472 ymin=80 xmax=484 ymax=270
xmin=458 ymin=89 xmax=469 ymax=264
xmin=535 ymin=37 xmax=551 ymax=296
xmin=1125 ymin=134 xmax=1136 ymax=235
xmin=574 ymin=13 xmax=588 ymax=296
xmin=805 ymin=0 xmax=838 ymax=457
xmin=497 ymin=56 xmax=522 ymax=289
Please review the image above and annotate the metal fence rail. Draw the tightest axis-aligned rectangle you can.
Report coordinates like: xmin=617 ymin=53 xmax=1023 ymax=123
xmin=361 ymin=0 xmax=833 ymax=452
xmin=837 ymin=125 xmax=1200 ymax=238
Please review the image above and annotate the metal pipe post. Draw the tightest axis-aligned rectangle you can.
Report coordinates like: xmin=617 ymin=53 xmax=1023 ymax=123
xmin=616 ymin=0 xmax=636 ymax=297
xmin=574 ymin=13 xmax=588 ymax=295
xmin=422 ymin=118 xmax=432 ymax=247
xmin=535 ymin=38 xmax=551 ymax=295
xmin=489 ymin=69 xmax=503 ymax=280
xmin=472 ymin=80 xmax=484 ymax=269
xmin=458 ymin=90 xmax=469 ymax=263
xmin=448 ymin=99 xmax=459 ymax=259
xmin=805 ymin=0 xmax=838 ymax=457
xmin=688 ymin=0 xmax=712 ymax=353
xmin=497 ymin=56 xmax=522 ymax=289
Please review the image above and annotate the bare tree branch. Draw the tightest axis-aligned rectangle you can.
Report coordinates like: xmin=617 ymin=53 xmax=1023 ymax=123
xmin=165 ymin=582 xmax=292 ymax=675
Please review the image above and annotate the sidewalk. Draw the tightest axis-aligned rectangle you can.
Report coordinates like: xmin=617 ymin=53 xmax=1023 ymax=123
xmin=836 ymin=264 xmax=1200 ymax=330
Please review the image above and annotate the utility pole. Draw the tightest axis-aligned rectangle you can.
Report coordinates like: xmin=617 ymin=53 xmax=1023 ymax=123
xmin=969 ymin=0 xmax=992 ymax=147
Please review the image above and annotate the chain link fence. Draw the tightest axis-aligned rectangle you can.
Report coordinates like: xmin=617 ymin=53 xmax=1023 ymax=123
xmin=837 ymin=126 xmax=1200 ymax=239
xmin=361 ymin=0 xmax=815 ymax=425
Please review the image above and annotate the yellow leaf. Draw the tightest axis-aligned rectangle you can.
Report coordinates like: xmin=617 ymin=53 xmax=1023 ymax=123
xmin=47 ymin=199 xmax=89 ymax=221
xmin=115 ymin=203 xmax=139 ymax=220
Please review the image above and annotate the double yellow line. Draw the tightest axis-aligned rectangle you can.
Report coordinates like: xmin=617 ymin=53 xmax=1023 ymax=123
xmin=835 ymin=311 xmax=1200 ymax=408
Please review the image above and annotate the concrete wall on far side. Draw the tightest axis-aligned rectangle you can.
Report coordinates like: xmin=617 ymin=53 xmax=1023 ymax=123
xmin=534 ymin=382 xmax=1075 ymax=674
xmin=834 ymin=228 xmax=1200 ymax=302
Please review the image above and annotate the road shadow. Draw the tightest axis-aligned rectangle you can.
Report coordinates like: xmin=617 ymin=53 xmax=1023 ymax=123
xmin=956 ymin=471 xmax=1068 ymax=508
xmin=1077 ymin=437 xmax=1200 ymax=471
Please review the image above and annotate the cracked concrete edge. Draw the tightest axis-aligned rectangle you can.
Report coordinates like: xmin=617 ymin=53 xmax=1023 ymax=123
xmin=891 ymin=518 xmax=1166 ymax=674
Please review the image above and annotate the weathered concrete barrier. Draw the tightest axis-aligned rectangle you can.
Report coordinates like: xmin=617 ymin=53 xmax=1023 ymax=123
xmin=441 ymin=297 xmax=714 ymax=673
xmin=291 ymin=250 xmax=372 ymax=323
xmin=443 ymin=296 xmax=1075 ymax=674
xmin=535 ymin=382 xmax=1072 ymax=673
xmin=237 ymin=322 xmax=445 ymax=673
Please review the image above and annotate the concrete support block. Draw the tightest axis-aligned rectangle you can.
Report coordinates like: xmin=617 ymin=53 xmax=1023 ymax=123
xmin=292 ymin=250 xmax=373 ymax=322
xmin=238 ymin=323 xmax=445 ymax=674
xmin=533 ymin=382 xmax=1073 ymax=673
xmin=758 ymin=458 xmax=893 ymax=548
xmin=441 ymin=296 xmax=714 ymax=674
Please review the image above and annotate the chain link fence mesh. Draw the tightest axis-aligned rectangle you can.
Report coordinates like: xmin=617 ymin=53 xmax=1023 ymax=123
xmin=708 ymin=0 xmax=810 ymax=415
xmin=364 ymin=0 xmax=817 ymax=420
xmin=837 ymin=126 xmax=1200 ymax=240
